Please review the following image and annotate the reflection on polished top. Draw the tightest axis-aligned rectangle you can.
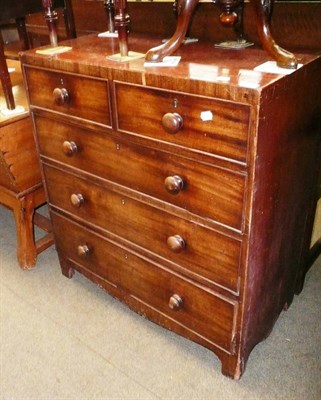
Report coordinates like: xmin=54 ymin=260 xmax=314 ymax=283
xmin=20 ymin=33 xmax=317 ymax=101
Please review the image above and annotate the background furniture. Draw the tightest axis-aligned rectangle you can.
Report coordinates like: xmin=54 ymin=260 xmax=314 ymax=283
xmin=0 ymin=0 xmax=76 ymax=111
xmin=145 ymin=0 xmax=298 ymax=68
xmin=22 ymin=1 xmax=321 ymax=54
xmin=0 ymin=60 xmax=53 ymax=268
xmin=0 ymin=1 xmax=76 ymax=268
xmin=21 ymin=33 xmax=321 ymax=378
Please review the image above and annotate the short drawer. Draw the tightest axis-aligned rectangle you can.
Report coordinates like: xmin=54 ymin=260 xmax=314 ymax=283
xmin=24 ymin=67 xmax=111 ymax=126
xmin=114 ymin=82 xmax=250 ymax=163
xmin=35 ymin=116 xmax=246 ymax=230
xmin=44 ymin=164 xmax=242 ymax=293
xmin=51 ymin=212 xmax=238 ymax=353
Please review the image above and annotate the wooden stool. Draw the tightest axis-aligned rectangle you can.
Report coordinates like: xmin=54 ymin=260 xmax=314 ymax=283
xmin=0 ymin=61 xmax=53 ymax=269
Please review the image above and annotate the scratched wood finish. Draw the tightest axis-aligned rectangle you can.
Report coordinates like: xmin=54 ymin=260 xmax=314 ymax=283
xmin=25 ymin=67 xmax=111 ymax=126
xmin=33 ymin=111 xmax=246 ymax=230
xmin=51 ymin=211 xmax=238 ymax=353
xmin=43 ymin=163 xmax=242 ymax=292
xmin=114 ymin=82 xmax=250 ymax=163
xmin=21 ymin=34 xmax=321 ymax=378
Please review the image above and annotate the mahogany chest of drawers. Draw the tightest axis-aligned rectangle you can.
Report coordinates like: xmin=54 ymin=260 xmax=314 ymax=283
xmin=21 ymin=34 xmax=321 ymax=379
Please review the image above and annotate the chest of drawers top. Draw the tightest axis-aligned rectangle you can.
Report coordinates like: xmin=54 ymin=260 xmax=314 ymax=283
xmin=22 ymin=34 xmax=319 ymax=176
xmin=22 ymin=33 xmax=319 ymax=105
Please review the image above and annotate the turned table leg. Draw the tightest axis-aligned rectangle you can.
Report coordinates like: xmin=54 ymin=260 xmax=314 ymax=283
xmin=114 ymin=0 xmax=130 ymax=57
xmin=42 ymin=0 xmax=59 ymax=47
xmin=145 ymin=0 xmax=199 ymax=62
xmin=253 ymin=0 xmax=297 ymax=69
xmin=104 ymin=0 xmax=116 ymax=34
xmin=145 ymin=0 xmax=297 ymax=69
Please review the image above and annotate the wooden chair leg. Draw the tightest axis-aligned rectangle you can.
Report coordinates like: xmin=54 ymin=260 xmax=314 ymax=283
xmin=33 ymin=211 xmax=54 ymax=254
xmin=1 ymin=190 xmax=54 ymax=269
xmin=15 ymin=16 xmax=30 ymax=51
xmin=62 ymin=0 xmax=77 ymax=39
xmin=12 ymin=196 xmax=37 ymax=269
xmin=0 ymin=34 xmax=16 ymax=110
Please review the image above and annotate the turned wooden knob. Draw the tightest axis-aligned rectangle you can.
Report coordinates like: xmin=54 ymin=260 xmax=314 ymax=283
xmin=162 ymin=112 xmax=183 ymax=134
xmin=167 ymin=235 xmax=186 ymax=253
xmin=168 ymin=294 xmax=183 ymax=311
xmin=77 ymin=244 xmax=90 ymax=257
xmin=62 ymin=140 xmax=78 ymax=156
xmin=164 ymin=175 xmax=184 ymax=195
xmin=219 ymin=11 xmax=238 ymax=27
xmin=53 ymin=87 xmax=69 ymax=105
xmin=70 ymin=193 xmax=85 ymax=208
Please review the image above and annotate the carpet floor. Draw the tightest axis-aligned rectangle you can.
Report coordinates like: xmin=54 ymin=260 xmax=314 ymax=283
xmin=1 ymin=205 xmax=320 ymax=400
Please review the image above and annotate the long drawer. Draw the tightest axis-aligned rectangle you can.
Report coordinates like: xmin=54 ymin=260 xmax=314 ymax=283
xmin=114 ymin=82 xmax=250 ymax=164
xmin=44 ymin=164 xmax=242 ymax=293
xmin=35 ymin=116 xmax=246 ymax=230
xmin=51 ymin=211 xmax=238 ymax=353
xmin=25 ymin=67 xmax=111 ymax=126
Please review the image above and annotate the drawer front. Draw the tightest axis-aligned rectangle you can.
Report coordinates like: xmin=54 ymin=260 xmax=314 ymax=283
xmin=115 ymin=82 xmax=250 ymax=163
xmin=44 ymin=164 xmax=242 ymax=293
xmin=25 ymin=67 xmax=111 ymax=126
xmin=35 ymin=116 xmax=245 ymax=230
xmin=51 ymin=212 xmax=237 ymax=352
